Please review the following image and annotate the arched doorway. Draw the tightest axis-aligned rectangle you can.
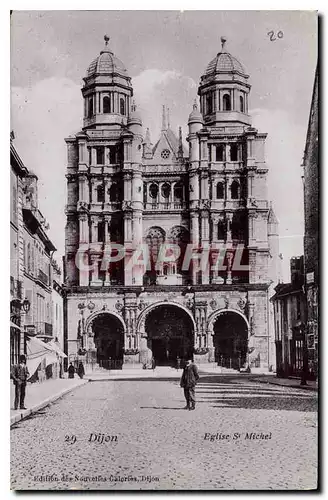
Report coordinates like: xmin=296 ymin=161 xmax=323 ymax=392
xmin=91 ymin=313 xmax=124 ymax=367
xmin=145 ymin=305 xmax=194 ymax=366
xmin=213 ymin=311 xmax=248 ymax=370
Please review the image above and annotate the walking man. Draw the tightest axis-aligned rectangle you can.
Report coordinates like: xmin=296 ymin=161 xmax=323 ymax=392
xmin=11 ymin=355 xmax=30 ymax=410
xmin=180 ymin=359 xmax=199 ymax=410
xmin=77 ymin=361 xmax=85 ymax=379
xmin=68 ymin=362 xmax=75 ymax=379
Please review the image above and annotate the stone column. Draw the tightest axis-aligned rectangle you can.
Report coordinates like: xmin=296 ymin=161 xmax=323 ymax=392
xmin=90 ymin=216 xmax=98 ymax=243
xmin=91 ymin=147 xmax=97 ymax=166
xmin=79 ymin=214 xmax=89 ymax=244
xmin=90 ymin=254 xmax=101 ymax=286
xmin=105 ymin=147 xmax=110 ymax=166
xmin=226 ymin=144 xmax=231 ymax=162
xmin=201 ymin=212 xmax=210 ymax=285
xmin=226 ymin=213 xmax=233 ymax=244
xmin=104 ymin=178 xmax=110 ymax=203
xmin=79 ymin=174 xmax=87 ymax=202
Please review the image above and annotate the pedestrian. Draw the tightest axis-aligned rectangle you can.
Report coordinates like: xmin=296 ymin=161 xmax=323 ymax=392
xmin=68 ymin=362 xmax=75 ymax=379
xmin=180 ymin=358 xmax=199 ymax=410
xmin=77 ymin=361 xmax=85 ymax=379
xmin=11 ymin=355 xmax=30 ymax=410
xmin=151 ymin=356 xmax=156 ymax=371
xmin=177 ymin=356 xmax=181 ymax=370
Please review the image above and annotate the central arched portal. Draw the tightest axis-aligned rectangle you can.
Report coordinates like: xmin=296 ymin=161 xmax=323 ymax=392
xmin=213 ymin=311 xmax=248 ymax=370
xmin=92 ymin=313 xmax=124 ymax=366
xmin=145 ymin=305 xmax=194 ymax=366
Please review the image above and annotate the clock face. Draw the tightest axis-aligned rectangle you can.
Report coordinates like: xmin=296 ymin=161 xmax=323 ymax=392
xmin=161 ymin=149 xmax=170 ymax=159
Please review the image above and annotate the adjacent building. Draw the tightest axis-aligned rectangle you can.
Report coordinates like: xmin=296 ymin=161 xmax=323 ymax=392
xmin=271 ymin=257 xmax=307 ymax=377
xmin=64 ymin=37 xmax=280 ymax=371
xmin=10 ymin=135 xmax=28 ymax=364
xmin=302 ymin=66 xmax=318 ymax=377
xmin=10 ymin=136 xmax=65 ymax=379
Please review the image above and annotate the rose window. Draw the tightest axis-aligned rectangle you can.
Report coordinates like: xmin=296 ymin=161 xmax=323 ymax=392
xmin=161 ymin=149 xmax=170 ymax=159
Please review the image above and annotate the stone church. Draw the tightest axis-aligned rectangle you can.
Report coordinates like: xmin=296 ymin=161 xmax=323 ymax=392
xmin=64 ymin=36 xmax=279 ymax=371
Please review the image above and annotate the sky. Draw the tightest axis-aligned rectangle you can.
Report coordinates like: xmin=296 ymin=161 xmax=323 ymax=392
xmin=10 ymin=10 xmax=318 ymax=282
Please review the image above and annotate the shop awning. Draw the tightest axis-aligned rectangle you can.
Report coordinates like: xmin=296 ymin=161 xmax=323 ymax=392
xmin=47 ymin=340 xmax=67 ymax=358
xmin=26 ymin=336 xmax=58 ymax=375
xmin=10 ymin=321 xmax=22 ymax=330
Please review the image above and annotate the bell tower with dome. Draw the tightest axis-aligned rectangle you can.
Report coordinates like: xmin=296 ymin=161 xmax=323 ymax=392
xmin=198 ymin=37 xmax=252 ymax=127
xmin=63 ymin=36 xmax=279 ymax=373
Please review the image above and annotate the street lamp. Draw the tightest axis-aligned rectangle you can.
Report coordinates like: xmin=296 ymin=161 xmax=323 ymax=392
xmin=22 ymin=298 xmax=31 ymax=314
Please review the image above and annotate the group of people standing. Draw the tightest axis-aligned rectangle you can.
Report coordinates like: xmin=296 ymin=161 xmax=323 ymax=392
xmin=68 ymin=361 xmax=85 ymax=379
xmin=12 ymin=355 xmax=200 ymax=412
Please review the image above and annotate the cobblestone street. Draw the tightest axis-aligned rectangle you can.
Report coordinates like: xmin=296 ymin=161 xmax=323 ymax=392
xmin=11 ymin=375 xmax=318 ymax=490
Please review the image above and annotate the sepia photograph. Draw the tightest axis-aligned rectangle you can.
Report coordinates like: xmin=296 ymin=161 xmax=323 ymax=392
xmin=10 ymin=9 xmax=318 ymax=490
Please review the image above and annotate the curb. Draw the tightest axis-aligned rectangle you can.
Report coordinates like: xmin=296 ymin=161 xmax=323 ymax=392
xmin=252 ymin=378 xmax=318 ymax=392
xmin=10 ymin=380 xmax=89 ymax=426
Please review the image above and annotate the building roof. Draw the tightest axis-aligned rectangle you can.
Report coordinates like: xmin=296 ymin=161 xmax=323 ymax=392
xmin=205 ymin=51 xmax=248 ymax=77
xmin=271 ymin=282 xmax=303 ymax=301
xmin=86 ymin=42 xmax=128 ymax=78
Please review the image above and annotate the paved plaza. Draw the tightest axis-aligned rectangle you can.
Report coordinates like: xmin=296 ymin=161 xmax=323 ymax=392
xmin=11 ymin=375 xmax=318 ymax=490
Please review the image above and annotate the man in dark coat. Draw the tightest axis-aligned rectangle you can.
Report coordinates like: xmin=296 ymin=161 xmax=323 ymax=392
xmin=180 ymin=359 xmax=199 ymax=410
xmin=11 ymin=355 xmax=30 ymax=410
xmin=77 ymin=361 xmax=85 ymax=379
xmin=68 ymin=362 xmax=75 ymax=379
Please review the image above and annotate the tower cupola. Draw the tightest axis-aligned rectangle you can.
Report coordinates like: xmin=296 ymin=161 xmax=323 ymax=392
xmin=81 ymin=35 xmax=133 ymax=130
xmin=198 ymin=37 xmax=251 ymax=127
xmin=127 ymin=101 xmax=143 ymax=135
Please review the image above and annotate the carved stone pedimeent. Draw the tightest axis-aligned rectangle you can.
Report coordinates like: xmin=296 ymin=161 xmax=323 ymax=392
xmin=209 ymin=298 xmax=217 ymax=310
xmin=115 ymin=300 xmax=124 ymax=314
xmin=237 ymin=297 xmax=247 ymax=311
xmin=138 ymin=300 xmax=149 ymax=311
xmin=122 ymin=200 xmax=132 ymax=211
xmin=184 ymin=298 xmax=194 ymax=310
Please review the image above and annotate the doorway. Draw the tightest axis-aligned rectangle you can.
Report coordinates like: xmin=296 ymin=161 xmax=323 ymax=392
xmin=213 ymin=311 xmax=248 ymax=370
xmin=145 ymin=305 xmax=194 ymax=366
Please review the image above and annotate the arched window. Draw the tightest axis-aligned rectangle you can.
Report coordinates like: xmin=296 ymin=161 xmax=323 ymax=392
xmin=109 ymin=146 xmax=116 ymax=165
xmin=97 ymin=184 xmax=105 ymax=203
xmin=217 ymin=220 xmax=226 ymax=240
xmin=88 ymin=97 xmax=94 ymax=118
xmin=240 ymin=95 xmax=244 ymax=113
xmin=103 ymin=96 xmax=111 ymax=113
xmin=27 ymin=243 xmax=31 ymax=273
xmin=216 ymin=182 xmax=224 ymax=199
xmin=161 ymin=183 xmax=171 ymax=199
xmin=109 ymin=183 xmax=118 ymax=202
xmin=230 ymin=180 xmax=240 ymax=199
xmin=96 ymin=147 xmax=104 ymax=165
xmin=173 ymin=182 xmax=183 ymax=202
xmin=143 ymin=183 xmax=147 ymax=204
xmin=149 ymin=183 xmax=158 ymax=200
xmin=168 ymin=226 xmax=189 ymax=274
xmin=97 ymin=221 xmax=105 ymax=242
xmin=206 ymin=93 xmax=213 ymax=114
xmin=145 ymin=227 xmax=166 ymax=283
xmin=216 ymin=144 xmax=225 ymax=162
xmin=223 ymin=94 xmax=231 ymax=111
xmin=120 ymin=98 xmax=125 ymax=115
xmin=230 ymin=143 xmax=238 ymax=162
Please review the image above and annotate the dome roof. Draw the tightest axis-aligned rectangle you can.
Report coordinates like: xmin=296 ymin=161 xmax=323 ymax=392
xmin=205 ymin=51 xmax=248 ymax=77
xmin=188 ymin=101 xmax=203 ymax=123
xmin=128 ymin=102 xmax=142 ymax=126
xmin=86 ymin=46 xmax=128 ymax=78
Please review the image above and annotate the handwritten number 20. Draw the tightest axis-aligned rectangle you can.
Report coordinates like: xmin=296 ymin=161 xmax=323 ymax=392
xmin=268 ymin=30 xmax=283 ymax=41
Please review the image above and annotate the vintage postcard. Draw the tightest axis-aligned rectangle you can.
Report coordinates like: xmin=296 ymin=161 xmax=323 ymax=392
xmin=10 ymin=10 xmax=318 ymax=491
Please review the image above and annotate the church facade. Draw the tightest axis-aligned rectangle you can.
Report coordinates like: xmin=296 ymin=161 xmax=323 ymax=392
xmin=64 ymin=37 xmax=279 ymax=371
